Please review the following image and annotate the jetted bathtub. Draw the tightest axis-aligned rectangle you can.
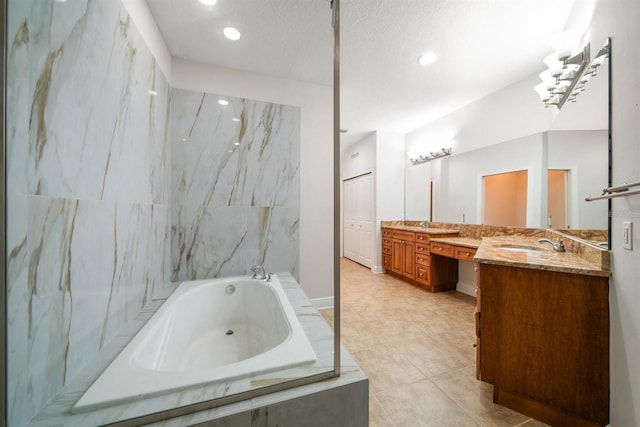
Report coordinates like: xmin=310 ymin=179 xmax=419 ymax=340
xmin=73 ymin=274 xmax=317 ymax=412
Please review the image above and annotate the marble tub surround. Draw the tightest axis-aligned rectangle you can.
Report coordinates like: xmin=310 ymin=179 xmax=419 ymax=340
xmin=474 ymin=236 xmax=611 ymax=277
xmin=24 ymin=273 xmax=339 ymax=427
xmin=170 ymin=89 xmax=300 ymax=282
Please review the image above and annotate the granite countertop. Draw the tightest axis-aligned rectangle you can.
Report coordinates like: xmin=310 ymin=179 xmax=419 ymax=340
xmin=474 ymin=236 xmax=611 ymax=277
xmin=429 ymin=237 xmax=482 ymax=249
xmin=382 ymin=224 xmax=460 ymax=235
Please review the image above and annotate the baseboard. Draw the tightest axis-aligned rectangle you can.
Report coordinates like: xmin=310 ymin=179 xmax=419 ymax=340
xmin=456 ymin=281 xmax=476 ymax=297
xmin=371 ymin=265 xmax=385 ymax=274
xmin=310 ymin=296 xmax=334 ymax=310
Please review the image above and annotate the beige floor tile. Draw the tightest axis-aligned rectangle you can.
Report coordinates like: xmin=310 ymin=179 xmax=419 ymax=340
xmin=375 ymin=379 xmax=480 ymax=427
xmin=369 ymin=394 xmax=395 ymax=427
xmin=430 ymin=366 xmax=531 ymax=427
xmin=352 ymin=345 xmax=426 ymax=393
xmin=339 ymin=258 xmax=550 ymax=427
xmin=395 ymin=335 xmax=474 ymax=379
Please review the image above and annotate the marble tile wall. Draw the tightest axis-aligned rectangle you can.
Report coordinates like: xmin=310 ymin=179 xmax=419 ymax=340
xmin=7 ymin=1 xmax=171 ymax=426
xmin=170 ymin=89 xmax=300 ymax=282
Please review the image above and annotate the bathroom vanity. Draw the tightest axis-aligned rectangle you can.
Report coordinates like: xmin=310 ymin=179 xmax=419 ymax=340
xmin=475 ymin=237 xmax=610 ymax=427
xmin=381 ymin=227 xmax=461 ymax=292
xmin=381 ymin=221 xmax=611 ymax=426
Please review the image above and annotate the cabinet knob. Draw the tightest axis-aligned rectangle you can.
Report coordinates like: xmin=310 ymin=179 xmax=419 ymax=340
xmin=472 ymin=343 xmax=477 ymax=348
xmin=466 ymin=252 xmax=471 ymax=256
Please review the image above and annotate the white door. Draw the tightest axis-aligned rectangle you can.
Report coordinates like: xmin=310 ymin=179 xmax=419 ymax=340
xmin=343 ymin=173 xmax=374 ymax=268
xmin=357 ymin=173 xmax=374 ymax=267
xmin=343 ymin=178 xmax=358 ymax=261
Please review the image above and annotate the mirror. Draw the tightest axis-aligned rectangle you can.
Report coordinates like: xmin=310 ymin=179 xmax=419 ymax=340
xmin=405 ymin=39 xmax=610 ymax=241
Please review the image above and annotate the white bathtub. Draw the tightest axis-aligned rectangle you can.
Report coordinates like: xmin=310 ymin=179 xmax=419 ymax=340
xmin=73 ymin=274 xmax=317 ymax=412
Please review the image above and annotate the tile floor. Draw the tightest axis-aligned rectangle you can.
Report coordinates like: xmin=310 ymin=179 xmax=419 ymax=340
xmin=325 ymin=258 xmax=549 ymax=427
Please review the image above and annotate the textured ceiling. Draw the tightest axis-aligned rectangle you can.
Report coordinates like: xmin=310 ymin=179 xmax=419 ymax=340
xmin=146 ymin=0 xmax=577 ymax=148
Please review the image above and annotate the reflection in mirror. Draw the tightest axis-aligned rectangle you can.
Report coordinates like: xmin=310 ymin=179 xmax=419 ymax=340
xmin=405 ymin=39 xmax=610 ymax=243
xmin=5 ymin=1 xmax=335 ymax=426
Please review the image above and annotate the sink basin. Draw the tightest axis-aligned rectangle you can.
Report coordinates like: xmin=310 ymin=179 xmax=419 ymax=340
xmin=495 ymin=244 xmax=542 ymax=253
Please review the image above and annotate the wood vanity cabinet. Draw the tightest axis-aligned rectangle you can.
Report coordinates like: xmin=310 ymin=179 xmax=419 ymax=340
xmin=390 ymin=230 xmax=415 ymax=279
xmin=476 ymin=263 xmax=609 ymax=427
xmin=381 ymin=228 xmax=459 ymax=292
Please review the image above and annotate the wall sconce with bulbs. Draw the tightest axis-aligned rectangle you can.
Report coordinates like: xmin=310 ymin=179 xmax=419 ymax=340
xmin=534 ymin=30 xmax=597 ymax=109
xmin=408 ymin=147 xmax=452 ymax=165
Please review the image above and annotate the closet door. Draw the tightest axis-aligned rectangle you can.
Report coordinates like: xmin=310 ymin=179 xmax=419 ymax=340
xmin=343 ymin=173 xmax=374 ymax=268
xmin=343 ymin=178 xmax=358 ymax=261
xmin=356 ymin=173 xmax=374 ymax=267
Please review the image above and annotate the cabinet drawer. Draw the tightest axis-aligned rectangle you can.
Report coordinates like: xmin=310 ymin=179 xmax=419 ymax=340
xmin=415 ymin=233 xmax=429 ymax=243
xmin=392 ymin=230 xmax=415 ymax=242
xmin=382 ymin=228 xmax=393 ymax=238
xmin=382 ymin=245 xmax=392 ymax=255
xmin=382 ymin=236 xmax=392 ymax=246
xmin=415 ymin=243 xmax=430 ymax=254
xmin=416 ymin=265 xmax=430 ymax=285
xmin=431 ymin=242 xmax=454 ymax=257
xmin=455 ymin=246 xmax=477 ymax=262
xmin=415 ymin=253 xmax=430 ymax=266
xmin=383 ymin=254 xmax=391 ymax=269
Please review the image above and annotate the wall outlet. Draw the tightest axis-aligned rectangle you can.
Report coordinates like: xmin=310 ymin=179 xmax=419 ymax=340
xmin=623 ymin=221 xmax=633 ymax=250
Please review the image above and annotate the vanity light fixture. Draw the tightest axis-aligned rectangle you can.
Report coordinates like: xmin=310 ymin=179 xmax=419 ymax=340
xmin=408 ymin=147 xmax=451 ymax=165
xmin=534 ymin=31 xmax=592 ymax=109
xmin=224 ymin=27 xmax=241 ymax=41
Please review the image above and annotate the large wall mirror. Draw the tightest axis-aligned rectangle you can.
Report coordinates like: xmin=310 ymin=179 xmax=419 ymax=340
xmin=405 ymin=39 xmax=610 ymax=245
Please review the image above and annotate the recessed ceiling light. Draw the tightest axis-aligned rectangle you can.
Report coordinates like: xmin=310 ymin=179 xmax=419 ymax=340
xmin=224 ymin=27 xmax=241 ymax=41
xmin=199 ymin=0 xmax=217 ymax=5
xmin=418 ymin=51 xmax=438 ymax=65
xmin=218 ymin=99 xmax=229 ymax=106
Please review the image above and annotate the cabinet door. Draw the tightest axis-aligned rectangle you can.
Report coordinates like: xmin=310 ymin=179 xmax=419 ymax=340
xmin=402 ymin=241 xmax=415 ymax=279
xmin=391 ymin=239 xmax=403 ymax=274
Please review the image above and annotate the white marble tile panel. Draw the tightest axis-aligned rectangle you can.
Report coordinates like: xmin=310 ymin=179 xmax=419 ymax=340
xmin=171 ymin=206 xmax=299 ymax=282
xmin=170 ymin=89 xmax=300 ymax=209
xmin=26 ymin=0 xmax=171 ymax=203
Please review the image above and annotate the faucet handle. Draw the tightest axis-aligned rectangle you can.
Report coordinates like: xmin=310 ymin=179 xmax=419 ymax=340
xmin=556 ymin=238 xmax=566 ymax=251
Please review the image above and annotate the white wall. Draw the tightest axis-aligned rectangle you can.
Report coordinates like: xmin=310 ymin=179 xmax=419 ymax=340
xmin=586 ymin=0 xmax=640 ymax=424
xmin=341 ymin=133 xmax=376 ymax=179
xmin=406 ymin=74 xmax=557 ymax=157
xmin=375 ymin=132 xmax=406 ymax=272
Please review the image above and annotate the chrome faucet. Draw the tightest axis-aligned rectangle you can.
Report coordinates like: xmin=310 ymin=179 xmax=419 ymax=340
xmin=250 ymin=264 xmax=267 ymax=280
xmin=538 ymin=238 xmax=566 ymax=252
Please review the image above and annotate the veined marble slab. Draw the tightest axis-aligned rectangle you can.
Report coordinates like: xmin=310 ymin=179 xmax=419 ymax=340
xmin=170 ymin=89 xmax=300 ymax=282
xmin=6 ymin=1 xmax=172 ymax=426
